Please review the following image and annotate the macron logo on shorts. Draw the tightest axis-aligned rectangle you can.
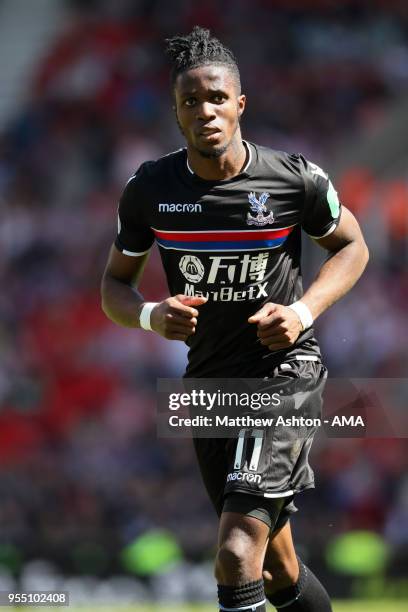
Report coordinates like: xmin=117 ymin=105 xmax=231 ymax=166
xmin=227 ymin=472 xmax=261 ymax=484
xmin=158 ymin=202 xmax=202 ymax=213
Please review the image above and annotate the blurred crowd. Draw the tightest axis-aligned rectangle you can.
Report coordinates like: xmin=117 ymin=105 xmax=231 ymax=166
xmin=0 ymin=0 xmax=407 ymax=596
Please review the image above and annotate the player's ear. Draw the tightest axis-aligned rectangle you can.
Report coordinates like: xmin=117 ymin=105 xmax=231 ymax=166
xmin=172 ymin=97 xmax=179 ymax=117
xmin=237 ymin=94 xmax=246 ymax=117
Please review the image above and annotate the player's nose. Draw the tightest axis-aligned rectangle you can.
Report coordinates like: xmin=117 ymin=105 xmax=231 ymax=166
xmin=196 ymin=101 xmax=216 ymax=121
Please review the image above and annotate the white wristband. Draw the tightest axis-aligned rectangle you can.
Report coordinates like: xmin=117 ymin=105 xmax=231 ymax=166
xmin=288 ymin=301 xmax=314 ymax=331
xmin=139 ymin=302 xmax=158 ymax=331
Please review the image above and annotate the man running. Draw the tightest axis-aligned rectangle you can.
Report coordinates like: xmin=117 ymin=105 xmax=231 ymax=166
xmin=101 ymin=26 xmax=369 ymax=612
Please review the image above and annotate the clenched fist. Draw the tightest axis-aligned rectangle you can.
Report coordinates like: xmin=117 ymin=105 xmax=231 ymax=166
xmin=150 ymin=294 xmax=208 ymax=341
xmin=248 ymin=302 xmax=303 ymax=350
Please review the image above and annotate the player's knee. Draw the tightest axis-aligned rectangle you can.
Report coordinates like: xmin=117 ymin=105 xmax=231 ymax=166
xmin=215 ymin=540 xmax=246 ymax=582
xmin=215 ymin=538 xmax=261 ymax=584
xmin=263 ymin=557 xmax=299 ymax=593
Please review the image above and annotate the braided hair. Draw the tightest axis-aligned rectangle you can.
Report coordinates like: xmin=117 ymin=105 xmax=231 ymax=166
xmin=165 ymin=26 xmax=241 ymax=92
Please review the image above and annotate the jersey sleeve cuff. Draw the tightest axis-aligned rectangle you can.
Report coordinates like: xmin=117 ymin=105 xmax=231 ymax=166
xmin=114 ymin=237 xmax=152 ymax=256
xmin=304 ymin=206 xmax=342 ymax=239
xmin=306 ymin=222 xmax=337 ymax=240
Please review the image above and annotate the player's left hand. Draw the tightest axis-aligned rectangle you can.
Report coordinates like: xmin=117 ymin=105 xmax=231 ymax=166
xmin=248 ymin=302 xmax=303 ymax=350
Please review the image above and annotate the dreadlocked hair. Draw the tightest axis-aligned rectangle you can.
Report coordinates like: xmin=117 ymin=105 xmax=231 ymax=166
xmin=165 ymin=26 xmax=241 ymax=91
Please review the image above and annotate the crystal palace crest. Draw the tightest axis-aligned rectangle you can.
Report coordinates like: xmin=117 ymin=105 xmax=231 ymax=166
xmin=246 ymin=192 xmax=274 ymax=226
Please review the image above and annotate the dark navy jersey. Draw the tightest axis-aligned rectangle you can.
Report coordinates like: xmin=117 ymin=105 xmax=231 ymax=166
xmin=115 ymin=141 xmax=342 ymax=377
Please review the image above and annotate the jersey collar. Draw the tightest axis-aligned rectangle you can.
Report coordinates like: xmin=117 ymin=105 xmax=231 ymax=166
xmin=184 ymin=140 xmax=256 ymax=185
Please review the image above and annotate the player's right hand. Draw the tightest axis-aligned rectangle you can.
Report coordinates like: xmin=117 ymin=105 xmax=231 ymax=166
xmin=150 ymin=294 xmax=208 ymax=341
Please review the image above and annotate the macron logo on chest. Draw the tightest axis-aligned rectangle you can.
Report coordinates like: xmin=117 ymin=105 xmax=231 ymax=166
xmin=158 ymin=202 xmax=202 ymax=213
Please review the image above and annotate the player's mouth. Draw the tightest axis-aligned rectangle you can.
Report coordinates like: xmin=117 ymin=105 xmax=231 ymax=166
xmin=198 ymin=127 xmax=222 ymax=142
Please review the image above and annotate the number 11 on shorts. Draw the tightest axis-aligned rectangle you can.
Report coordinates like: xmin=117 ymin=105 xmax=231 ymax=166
xmin=234 ymin=429 xmax=264 ymax=471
